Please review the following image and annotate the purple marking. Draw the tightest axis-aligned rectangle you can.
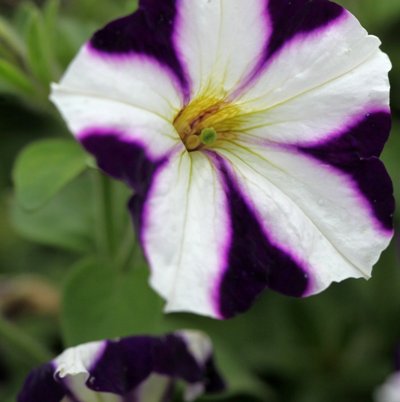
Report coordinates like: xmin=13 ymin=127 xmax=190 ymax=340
xmin=232 ymin=0 xmax=346 ymax=99
xmin=203 ymin=356 xmax=227 ymax=393
xmin=17 ymin=334 xmax=224 ymax=401
xmin=17 ymin=363 xmax=65 ymax=402
xmin=122 ymin=393 xmax=138 ymax=402
xmin=298 ymin=111 xmax=394 ymax=232
xmin=87 ymin=337 xmax=155 ymax=395
xmin=265 ymin=0 xmax=345 ymax=61
xmin=213 ymin=156 xmax=309 ymax=319
xmin=395 ymin=344 xmax=400 ymax=372
xmin=80 ymin=131 xmax=167 ymax=239
xmin=89 ymin=0 xmax=189 ymax=97
xmin=87 ymin=334 xmax=225 ymax=397
xmin=154 ymin=334 xmax=224 ymax=392
xmin=152 ymin=334 xmax=201 ymax=383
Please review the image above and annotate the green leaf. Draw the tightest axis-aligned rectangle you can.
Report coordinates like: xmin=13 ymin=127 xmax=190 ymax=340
xmin=13 ymin=139 xmax=88 ymax=210
xmin=0 ymin=58 xmax=35 ymax=95
xmin=382 ymin=118 xmax=400 ymax=220
xmin=213 ymin=345 xmax=274 ymax=400
xmin=25 ymin=6 xmax=57 ymax=86
xmin=61 ymin=257 xmax=164 ymax=346
xmin=0 ymin=16 xmax=26 ymax=61
xmin=43 ymin=0 xmax=60 ymax=37
xmin=338 ymin=0 xmax=400 ymax=30
xmin=11 ymin=173 xmax=94 ymax=252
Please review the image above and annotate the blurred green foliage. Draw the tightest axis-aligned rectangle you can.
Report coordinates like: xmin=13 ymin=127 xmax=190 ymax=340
xmin=0 ymin=1 xmax=399 ymax=402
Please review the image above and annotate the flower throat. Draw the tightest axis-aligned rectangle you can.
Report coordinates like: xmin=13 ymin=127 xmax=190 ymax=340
xmin=173 ymin=96 xmax=242 ymax=151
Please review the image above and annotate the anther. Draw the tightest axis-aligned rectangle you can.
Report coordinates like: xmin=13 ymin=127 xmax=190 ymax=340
xmin=185 ymin=135 xmax=201 ymax=151
xmin=200 ymin=127 xmax=218 ymax=145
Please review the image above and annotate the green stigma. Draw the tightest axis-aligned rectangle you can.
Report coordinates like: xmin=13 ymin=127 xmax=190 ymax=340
xmin=200 ymin=127 xmax=218 ymax=145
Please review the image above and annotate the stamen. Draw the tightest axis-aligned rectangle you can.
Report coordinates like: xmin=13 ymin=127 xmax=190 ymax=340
xmin=185 ymin=135 xmax=201 ymax=151
xmin=200 ymin=128 xmax=218 ymax=145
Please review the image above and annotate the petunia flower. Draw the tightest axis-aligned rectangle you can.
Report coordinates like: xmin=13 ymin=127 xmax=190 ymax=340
xmin=374 ymin=347 xmax=400 ymax=402
xmin=51 ymin=0 xmax=394 ymax=319
xmin=375 ymin=372 xmax=400 ymax=402
xmin=17 ymin=331 xmax=225 ymax=402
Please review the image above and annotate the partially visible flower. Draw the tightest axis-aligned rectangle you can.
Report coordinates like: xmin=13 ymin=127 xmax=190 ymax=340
xmin=375 ymin=373 xmax=400 ymax=402
xmin=51 ymin=0 xmax=394 ymax=319
xmin=375 ymin=348 xmax=400 ymax=402
xmin=17 ymin=331 xmax=225 ymax=402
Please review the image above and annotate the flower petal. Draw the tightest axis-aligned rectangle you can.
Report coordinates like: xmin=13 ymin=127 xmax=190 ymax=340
xmin=297 ymin=111 xmax=394 ymax=232
xmin=174 ymin=0 xmax=269 ymax=97
xmin=51 ymin=35 xmax=185 ymax=163
xmin=375 ymin=373 xmax=400 ymax=402
xmin=264 ymin=0 xmax=344 ymax=60
xmin=17 ymin=363 xmax=65 ymax=402
xmin=139 ymin=149 xmax=311 ymax=319
xmin=140 ymin=151 xmax=231 ymax=318
xmin=89 ymin=0 xmax=190 ymax=98
xmin=51 ymin=24 xmax=185 ymax=170
xmin=211 ymin=153 xmax=309 ymax=318
xmin=212 ymin=136 xmax=392 ymax=315
xmin=51 ymin=46 xmax=184 ymax=126
xmin=17 ymin=332 xmax=224 ymax=402
xmin=51 ymin=1 xmax=192 ymax=133
xmin=50 ymin=83 xmax=182 ymax=163
xmin=236 ymin=10 xmax=391 ymax=145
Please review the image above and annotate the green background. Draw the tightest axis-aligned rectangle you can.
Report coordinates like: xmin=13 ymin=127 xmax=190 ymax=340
xmin=0 ymin=1 xmax=399 ymax=401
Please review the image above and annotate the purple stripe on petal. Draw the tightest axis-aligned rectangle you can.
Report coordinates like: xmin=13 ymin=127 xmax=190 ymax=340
xmin=17 ymin=333 xmax=224 ymax=402
xmin=87 ymin=337 xmax=155 ymax=395
xmin=17 ymin=363 xmax=65 ymax=402
xmin=298 ymin=111 xmax=394 ymax=232
xmin=203 ymin=356 xmax=226 ymax=393
xmin=213 ymin=156 xmax=309 ymax=319
xmin=122 ymin=394 xmax=138 ymax=402
xmin=89 ymin=0 xmax=188 ymax=95
xmin=153 ymin=334 xmax=225 ymax=394
xmin=394 ymin=345 xmax=400 ymax=372
xmin=265 ymin=0 xmax=344 ymax=60
xmin=80 ymin=131 xmax=166 ymax=236
xmin=153 ymin=334 xmax=203 ymax=383
xmin=80 ymin=131 xmax=165 ymax=192
xmin=86 ymin=334 xmax=225 ymax=398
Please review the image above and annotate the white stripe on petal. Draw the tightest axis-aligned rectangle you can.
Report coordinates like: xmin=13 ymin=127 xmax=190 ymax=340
xmin=50 ymin=89 xmax=182 ymax=160
xmin=54 ymin=341 xmax=104 ymax=378
xmin=179 ymin=330 xmax=213 ymax=401
xmin=179 ymin=330 xmax=212 ymax=366
xmin=54 ymin=342 xmax=120 ymax=402
xmin=142 ymin=151 xmax=230 ymax=318
xmin=235 ymin=12 xmax=390 ymax=144
xmin=52 ymin=46 xmax=184 ymax=121
xmin=174 ymin=0 xmax=269 ymax=98
xmin=133 ymin=374 xmax=171 ymax=402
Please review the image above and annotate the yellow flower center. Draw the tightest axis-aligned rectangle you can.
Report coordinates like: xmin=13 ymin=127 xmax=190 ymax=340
xmin=174 ymin=95 xmax=242 ymax=151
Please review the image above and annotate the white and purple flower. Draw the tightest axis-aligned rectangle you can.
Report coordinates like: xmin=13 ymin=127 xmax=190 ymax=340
xmin=375 ymin=349 xmax=400 ymax=402
xmin=17 ymin=331 xmax=225 ymax=402
xmin=375 ymin=372 xmax=400 ymax=402
xmin=51 ymin=0 xmax=394 ymax=319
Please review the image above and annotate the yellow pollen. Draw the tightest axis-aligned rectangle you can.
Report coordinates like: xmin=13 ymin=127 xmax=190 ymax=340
xmin=174 ymin=94 xmax=242 ymax=151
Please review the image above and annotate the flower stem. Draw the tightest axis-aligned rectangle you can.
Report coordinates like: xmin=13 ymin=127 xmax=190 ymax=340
xmin=115 ymin=220 xmax=137 ymax=271
xmin=0 ymin=314 xmax=52 ymax=364
xmin=92 ymin=170 xmax=116 ymax=260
